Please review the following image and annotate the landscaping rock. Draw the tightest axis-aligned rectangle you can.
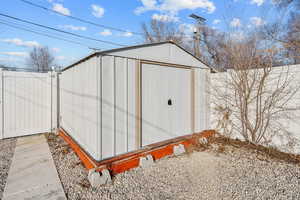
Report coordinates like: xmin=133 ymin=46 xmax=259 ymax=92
xmin=0 ymin=138 xmax=16 ymax=200
xmin=47 ymin=133 xmax=300 ymax=200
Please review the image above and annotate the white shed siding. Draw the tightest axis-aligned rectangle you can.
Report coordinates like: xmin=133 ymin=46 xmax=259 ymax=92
xmin=60 ymin=56 xmax=100 ymax=159
xmin=101 ymin=56 xmax=139 ymax=157
xmin=101 ymin=56 xmax=115 ymax=159
xmin=115 ymin=57 xmax=128 ymax=155
xmin=60 ymin=56 xmax=140 ymax=160
xmin=127 ymin=59 xmax=137 ymax=152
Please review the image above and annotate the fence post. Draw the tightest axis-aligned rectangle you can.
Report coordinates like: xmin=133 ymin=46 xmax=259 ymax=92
xmin=48 ymin=71 xmax=53 ymax=133
xmin=56 ymin=71 xmax=60 ymax=130
xmin=49 ymin=70 xmax=60 ymax=133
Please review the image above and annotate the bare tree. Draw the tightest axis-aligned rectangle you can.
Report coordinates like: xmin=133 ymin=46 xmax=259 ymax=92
xmin=141 ymin=19 xmax=186 ymax=44
xmin=201 ymin=27 xmax=228 ymax=70
xmin=261 ymin=0 xmax=300 ymax=64
xmin=141 ymin=19 xmax=214 ymax=66
xmin=210 ymin=34 xmax=300 ymax=151
xmin=284 ymin=13 xmax=300 ymax=64
xmin=27 ymin=46 xmax=54 ymax=72
xmin=273 ymin=0 xmax=300 ymax=9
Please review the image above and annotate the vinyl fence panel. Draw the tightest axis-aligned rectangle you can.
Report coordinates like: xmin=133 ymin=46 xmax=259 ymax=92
xmin=1 ymin=70 xmax=53 ymax=138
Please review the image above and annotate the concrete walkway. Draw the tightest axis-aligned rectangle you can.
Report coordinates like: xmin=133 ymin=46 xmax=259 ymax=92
xmin=2 ymin=134 xmax=66 ymax=200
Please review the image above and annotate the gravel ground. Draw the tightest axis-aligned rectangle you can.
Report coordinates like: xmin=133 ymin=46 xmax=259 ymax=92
xmin=0 ymin=138 xmax=16 ymax=199
xmin=47 ymin=133 xmax=300 ymax=200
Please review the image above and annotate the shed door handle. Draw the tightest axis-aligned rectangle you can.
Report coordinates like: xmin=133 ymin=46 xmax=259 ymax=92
xmin=168 ymin=99 xmax=172 ymax=106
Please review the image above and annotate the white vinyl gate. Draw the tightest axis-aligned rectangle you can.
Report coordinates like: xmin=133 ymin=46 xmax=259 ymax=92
xmin=0 ymin=70 xmax=57 ymax=139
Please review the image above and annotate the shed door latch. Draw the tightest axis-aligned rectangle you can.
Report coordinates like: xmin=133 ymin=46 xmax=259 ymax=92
xmin=168 ymin=99 xmax=172 ymax=106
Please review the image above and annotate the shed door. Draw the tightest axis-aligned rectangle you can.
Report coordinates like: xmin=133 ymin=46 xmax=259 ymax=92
xmin=141 ymin=63 xmax=192 ymax=146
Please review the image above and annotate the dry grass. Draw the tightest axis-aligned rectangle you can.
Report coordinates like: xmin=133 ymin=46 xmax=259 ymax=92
xmin=45 ymin=133 xmax=72 ymax=155
xmin=206 ymin=134 xmax=300 ymax=165
xmin=185 ymin=132 xmax=300 ymax=165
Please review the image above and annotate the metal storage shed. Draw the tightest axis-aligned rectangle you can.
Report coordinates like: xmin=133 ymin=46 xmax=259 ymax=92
xmin=60 ymin=41 xmax=210 ymax=161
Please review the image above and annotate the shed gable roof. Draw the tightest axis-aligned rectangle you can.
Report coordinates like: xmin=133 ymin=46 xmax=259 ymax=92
xmin=64 ymin=41 xmax=209 ymax=70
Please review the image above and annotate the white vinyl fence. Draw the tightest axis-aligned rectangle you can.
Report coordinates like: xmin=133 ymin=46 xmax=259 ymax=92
xmin=0 ymin=69 xmax=58 ymax=139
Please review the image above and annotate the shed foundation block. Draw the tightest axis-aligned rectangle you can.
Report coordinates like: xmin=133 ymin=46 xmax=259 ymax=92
xmin=139 ymin=154 xmax=154 ymax=168
xmin=88 ymin=169 xmax=111 ymax=187
xmin=173 ymin=144 xmax=186 ymax=156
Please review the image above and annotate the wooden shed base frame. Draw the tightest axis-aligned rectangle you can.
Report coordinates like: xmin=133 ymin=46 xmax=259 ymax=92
xmin=58 ymin=129 xmax=216 ymax=176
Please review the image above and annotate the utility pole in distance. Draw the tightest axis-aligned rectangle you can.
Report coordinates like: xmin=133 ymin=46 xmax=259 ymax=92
xmin=189 ymin=14 xmax=206 ymax=58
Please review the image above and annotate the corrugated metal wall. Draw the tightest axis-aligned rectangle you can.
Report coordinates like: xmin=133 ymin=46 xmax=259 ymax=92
xmin=60 ymin=55 xmax=139 ymax=160
xmin=60 ymin=56 xmax=100 ymax=159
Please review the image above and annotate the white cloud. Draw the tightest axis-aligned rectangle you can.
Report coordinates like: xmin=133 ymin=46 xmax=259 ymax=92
xmin=91 ymin=4 xmax=105 ymax=18
xmin=135 ymin=0 xmax=216 ymax=15
xmin=0 ymin=52 xmax=28 ymax=57
xmin=61 ymin=25 xmax=87 ymax=31
xmin=135 ymin=0 xmax=158 ymax=14
xmin=152 ymin=13 xmax=179 ymax=22
xmin=2 ymin=38 xmax=40 ymax=48
xmin=48 ymin=0 xmax=64 ymax=3
xmin=230 ymin=18 xmax=242 ymax=27
xmin=56 ymin=55 xmax=65 ymax=60
xmin=51 ymin=47 xmax=60 ymax=53
xmin=100 ymin=29 xmax=112 ymax=36
xmin=52 ymin=3 xmax=71 ymax=16
xmin=250 ymin=17 xmax=266 ymax=26
xmin=122 ymin=31 xmax=133 ymax=37
xmin=212 ymin=19 xmax=221 ymax=24
xmin=250 ymin=0 xmax=264 ymax=6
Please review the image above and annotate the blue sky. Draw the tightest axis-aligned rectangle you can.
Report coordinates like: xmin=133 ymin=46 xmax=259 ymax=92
xmin=0 ymin=0 xmax=279 ymax=68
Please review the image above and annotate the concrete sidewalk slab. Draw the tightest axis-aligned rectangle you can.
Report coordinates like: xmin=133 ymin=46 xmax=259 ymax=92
xmin=2 ymin=134 xmax=66 ymax=200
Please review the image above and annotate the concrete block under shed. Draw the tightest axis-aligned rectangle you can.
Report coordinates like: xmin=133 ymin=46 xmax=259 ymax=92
xmin=139 ymin=154 xmax=154 ymax=168
xmin=88 ymin=169 xmax=111 ymax=187
xmin=173 ymin=144 xmax=186 ymax=156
